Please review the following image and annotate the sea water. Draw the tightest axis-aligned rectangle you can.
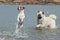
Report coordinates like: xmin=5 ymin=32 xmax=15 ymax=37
xmin=0 ymin=5 xmax=60 ymax=40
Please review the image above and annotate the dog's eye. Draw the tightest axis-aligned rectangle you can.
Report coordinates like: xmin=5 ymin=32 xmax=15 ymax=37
xmin=23 ymin=7 xmax=25 ymax=9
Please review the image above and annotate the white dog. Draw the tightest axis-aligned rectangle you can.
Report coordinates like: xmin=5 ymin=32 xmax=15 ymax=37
xmin=36 ymin=11 xmax=57 ymax=29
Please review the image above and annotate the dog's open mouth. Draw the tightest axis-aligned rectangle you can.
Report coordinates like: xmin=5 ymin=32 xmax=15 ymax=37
xmin=38 ymin=14 xmax=42 ymax=19
xmin=38 ymin=17 xmax=42 ymax=19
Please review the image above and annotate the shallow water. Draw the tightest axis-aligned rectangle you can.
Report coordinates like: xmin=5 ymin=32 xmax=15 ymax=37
xmin=0 ymin=5 xmax=60 ymax=40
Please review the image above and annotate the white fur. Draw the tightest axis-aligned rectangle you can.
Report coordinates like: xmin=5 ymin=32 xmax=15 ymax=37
xmin=36 ymin=11 xmax=57 ymax=29
xmin=17 ymin=10 xmax=25 ymax=22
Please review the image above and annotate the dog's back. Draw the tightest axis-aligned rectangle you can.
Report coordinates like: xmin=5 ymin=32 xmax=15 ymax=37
xmin=49 ymin=14 xmax=57 ymax=20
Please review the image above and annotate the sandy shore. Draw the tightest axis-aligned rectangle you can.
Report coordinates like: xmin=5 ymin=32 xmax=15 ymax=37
xmin=0 ymin=0 xmax=60 ymax=5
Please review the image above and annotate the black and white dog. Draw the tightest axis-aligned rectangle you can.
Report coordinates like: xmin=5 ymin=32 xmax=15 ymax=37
xmin=15 ymin=6 xmax=25 ymax=33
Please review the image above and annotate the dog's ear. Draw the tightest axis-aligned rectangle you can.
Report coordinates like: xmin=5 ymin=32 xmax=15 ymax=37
xmin=17 ymin=7 xmax=19 ymax=10
xmin=38 ymin=11 xmax=39 ymax=13
xmin=42 ymin=12 xmax=44 ymax=14
xmin=23 ymin=7 xmax=25 ymax=9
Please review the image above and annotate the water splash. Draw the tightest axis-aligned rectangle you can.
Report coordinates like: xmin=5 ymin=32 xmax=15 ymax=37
xmin=0 ymin=37 xmax=5 ymax=40
xmin=0 ymin=31 xmax=28 ymax=39
xmin=13 ymin=31 xmax=29 ymax=38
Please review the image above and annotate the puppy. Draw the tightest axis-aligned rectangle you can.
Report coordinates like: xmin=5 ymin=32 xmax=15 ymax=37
xmin=36 ymin=11 xmax=57 ymax=29
xmin=15 ymin=6 xmax=25 ymax=33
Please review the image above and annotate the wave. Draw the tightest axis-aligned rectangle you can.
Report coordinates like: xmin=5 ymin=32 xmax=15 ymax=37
xmin=0 ymin=31 xmax=29 ymax=38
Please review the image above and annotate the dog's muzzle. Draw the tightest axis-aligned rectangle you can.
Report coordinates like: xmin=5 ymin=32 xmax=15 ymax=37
xmin=38 ymin=14 xmax=42 ymax=19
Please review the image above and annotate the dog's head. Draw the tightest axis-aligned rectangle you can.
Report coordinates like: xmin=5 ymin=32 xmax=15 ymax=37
xmin=37 ymin=11 xmax=45 ymax=19
xmin=18 ymin=6 xmax=25 ymax=10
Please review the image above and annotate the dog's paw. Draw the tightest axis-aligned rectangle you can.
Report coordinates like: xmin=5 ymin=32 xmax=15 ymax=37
xmin=36 ymin=24 xmax=40 ymax=27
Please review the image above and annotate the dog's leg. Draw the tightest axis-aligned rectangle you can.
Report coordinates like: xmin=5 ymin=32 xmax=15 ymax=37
xmin=36 ymin=24 xmax=40 ymax=27
xmin=15 ymin=22 xmax=20 ymax=33
xmin=15 ymin=19 xmax=23 ymax=33
xmin=36 ymin=23 xmax=45 ymax=28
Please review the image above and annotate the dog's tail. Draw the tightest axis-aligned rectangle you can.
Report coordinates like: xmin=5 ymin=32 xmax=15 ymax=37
xmin=49 ymin=14 xmax=57 ymax=20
